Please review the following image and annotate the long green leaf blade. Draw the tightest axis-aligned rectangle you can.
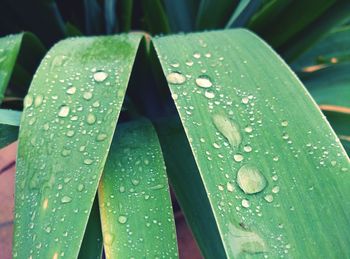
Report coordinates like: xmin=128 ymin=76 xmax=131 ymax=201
xmin=153 ymin=29 xmax=350 ymax=258
xmin=0 ymin=34 xmax=24 ymax=102
xmin=98 ymin=119 xmax=178 ymax=258
xmin=13 ymin=34 xmax=142 ymax=258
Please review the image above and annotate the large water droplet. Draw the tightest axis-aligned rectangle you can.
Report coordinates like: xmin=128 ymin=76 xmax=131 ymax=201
xmin=24 ymin=95 xmax=33 ymax=108
xmin=195 ymin=75 xmax=212 ymax=88
xmin=227 ymin=223 xmax=267 ymax=256
xmin=34 ymin=95 xmax=43 ymax=107
xmin=58 ymin=105 xmax=70 ymax=117
xmin=166 ymin=72 xmax=186 ymax=85
xmin=212 ymin=114 xmax=242 ymax=148
xmin=93 ymin=71 xmax=108 ymax=82
xmin=236 ymin=165 xmax=266 ymax=194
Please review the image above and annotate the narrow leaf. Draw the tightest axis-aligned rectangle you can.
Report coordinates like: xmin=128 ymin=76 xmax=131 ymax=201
xmin=13 ymin=34 xmax=142 ymax=258
xmin=153 ymin=29 xmax=350 ymax=258
xmin=0 ymin=124 xmax=18 ymax=148
xmin=162 ymin=0 xmax=197 ymax=32
xmin=98 ymin=119 xmax=178 ymax=258
xmin=226 ymin=0 xmax=263 ymax=28
xmin=78 ymin=196 xmax=103 ymax=259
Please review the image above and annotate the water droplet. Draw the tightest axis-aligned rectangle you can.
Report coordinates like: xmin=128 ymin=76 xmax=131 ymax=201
xmin=204 ymin=90 xmax=215 ymax=99
xmin=166 ymin=72 xmax=186 ymax=85
xmin=66 ymin=86 xmax=76 ymax=95
xmin=272 ymin=186 xmax=280 ymax=193
xmin=195 ymin=75 xmax=212 ymax=88
xmin=96 ymin=133 xmax=107 ymax=141
xmin=44 ymin=226 xmax=51 ymax=233
xmin=83 ymin=92 xmax=93 ymax=100
xmin=24 ymin=95 xmax=33 ymax=108
xmin=227 ymin=223 xmax=267 ymax=256
xmin=132 ymin=179 xmax=140 ymax=186
xmin=77 ymin=184 xmax=84 ymax=192
xmin=186 ymin=60 xmax=194 ymax=66
xmin=93 ymin=71 xmax=108 ymax=82
xmin=241 ymin=97 xmax=249 ymax=104
xmin=58 ymin=105 xmax=70 ymax=117
xmin=86 ymin=113 xmax=96 ymax=124
xmin=193 ymin=53 xmax=201 ymax=59
xmin=243 ymin=145 xmax=252 ymax=153
xmin=61 ymin=196 xmax=72 ymax=203
xmin=244 ymin=126 xmax=253 ymax=133
xmin=42 ymin=198 xmax=49 ymax=209
xmin=264 ymin=194 xmax=273 ymax=203
xmin=236 ymin=165 xmax=267 ymax=194
xmin=227 ymin=182 xmax=234 ymax=192
xmin=118 ymin=215 xmax=127 ymax=224
xmin=34 ymin=95 xmax=43 ymax=107
xmin=281 ymin=120 xmax=288 ymax=127
xmin=84 ymin=159 xmax=94 ymax=165
xmin=66 ymin=130 xmax=75 ymax=137
xmin=213 ymin=114 xmax=241 ymax=148
xmin=241 ymin=199 xmax=250 ymax=208
xmin=233 ymin=154 xmax=244 ymax=162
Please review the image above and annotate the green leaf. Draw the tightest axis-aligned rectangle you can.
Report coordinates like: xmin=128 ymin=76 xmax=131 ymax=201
xmin=13 ymin=34 xmax=142 ymax=258
xmin=253 ymin=0 xmax=335 ymax=48
xmin=0 ymin=124 xmax=18 ymax=148
xmin=0 ymin=34 xmax=23 ymax=102
xmin=292 ymin=25 xmax=350 ymax=70
xmin=0 ymin=109 xmax=21 ymax=126
xmin=281 ymin=1 xmax=350 ymax=61
xmin=84 ymin=0 xmax=104 ymax=35
xmin=0 ymin=32 xmax=45 ymax=101
xmin=142 ymin=0 xmax=171 ymax=34
xmin=78 ymin=195 xmax=103 ymax=259
xmin=153 ymin=29 xmax=350 ymax=258
xmin=162 ymin=0 xmax=198 ymax=32
xmin=104 ymin=0 xmax=118 ymax=34
xmin=117 ymin=0 xmax=133 ymax=32
xmin=302 ymin=63 xmax=350 ymax=108
xmin=226 ymin=0 xmax=263 ymax=28
xmin=195 ymin=0 xmax=238 ymax=30
xmin=98 ymin=119 xmax=178 ymax=258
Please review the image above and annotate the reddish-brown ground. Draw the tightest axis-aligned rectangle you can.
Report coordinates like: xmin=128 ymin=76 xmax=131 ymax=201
xmin=0 ymin=142 xmax=202 ymax=259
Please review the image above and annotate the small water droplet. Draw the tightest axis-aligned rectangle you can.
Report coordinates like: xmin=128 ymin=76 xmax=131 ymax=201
xmin=96 ymin=133 xmax=107 ymax=141
xmin=241 ymin=97 xmax=249 ymax=104
xmin=212 ymin=114 xmax=241 ymax=148
xmin=118 ymin=215 xmax=127 ymax=224
xmin=236 ymin=165 xmax=267 ymax=194
xmin=195 ymin=75 xmax=212 ymax=88
xmin=61 ymin=196 xmax=72 ymax=203
xmin=281 ymin=120 xmax=288 ymax=127
xmin=243 ymin=145 xmax=252 ymax=153
xmin=264 ymin=194 xmax=273 ymax=203
xmin=233 ymin=154 xmax=244 ymax=162
xmin=272 ymin=186 xmax=280 ymax=193
xmin=132 ymin=179 xmax=140 ymax=186
xmin=244 ymin=126 xmax=253 ymax=133
xmin=83 ymin=92 xmax=93 ymax=100
xmin=84 ymin=159 xmax=94 ymax=165
xmin=241 ymin=199 xmax=250 ymax=208
xmin=77 ymin=184 xmax=84 ymax=192
xmin=193 ymin=53 xmax=201 ymax=59
xmin=58 ymin=105 xmax=70 ymax=117
xmin=93 ymin=71 xmax=108 ymax=82
xmin=227 ymin=182 xmax=234 ymax=192
xmin=166 ymin=72 xmax=186 ymax=85
xmin=186 ymin=60 xmax=194 ymax=66
xmin=44 ymin=226 xmax=51 ymax=233
xmin=86 ymin=113 xmax=96 ymax=124
xmin=66 ymin=86 xmax=76 ymax=95
xmin=204 ymin=90 xmax=215 ymax=99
